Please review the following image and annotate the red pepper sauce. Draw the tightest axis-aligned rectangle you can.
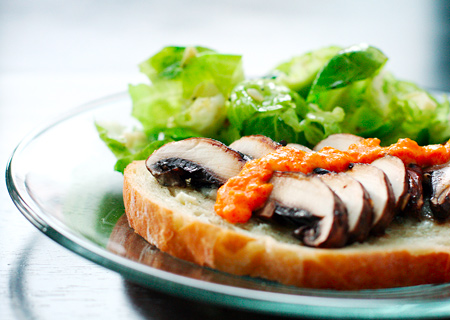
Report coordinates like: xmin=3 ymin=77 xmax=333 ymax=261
xmin=214 ymin=137 xmax=450 ymax=224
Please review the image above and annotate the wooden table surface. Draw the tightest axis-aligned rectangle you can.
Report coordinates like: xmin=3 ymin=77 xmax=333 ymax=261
xmin=2 ymin=1 xmax=450 ymax=319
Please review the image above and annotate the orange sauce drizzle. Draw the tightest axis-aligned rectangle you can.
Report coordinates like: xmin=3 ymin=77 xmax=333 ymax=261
xmin=214 ymin=138 xmax=450 ymax=224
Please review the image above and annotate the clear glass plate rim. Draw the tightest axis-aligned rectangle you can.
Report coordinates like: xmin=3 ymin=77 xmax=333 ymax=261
xmin=6 ymin=91 xmax=450 ymax=319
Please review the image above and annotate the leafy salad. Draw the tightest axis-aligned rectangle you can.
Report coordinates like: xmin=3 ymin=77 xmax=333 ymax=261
xmin=96 ymin=44 xmax=450 ymax=173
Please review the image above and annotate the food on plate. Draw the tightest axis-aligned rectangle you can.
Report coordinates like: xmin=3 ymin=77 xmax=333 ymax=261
xmin=123 ymin=133 xmax=450 ymax=289
xmin=100 ymin=44 xmax=450 ymax=289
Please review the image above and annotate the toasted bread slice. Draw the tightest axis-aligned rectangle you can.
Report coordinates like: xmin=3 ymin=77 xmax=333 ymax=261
xmin=123 ymin=160 xmax=450 ymax=290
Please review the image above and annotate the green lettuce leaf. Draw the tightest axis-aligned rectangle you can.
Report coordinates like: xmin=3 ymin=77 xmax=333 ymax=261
xmin=300 ymin=105 xmax=345 ymax=146
xmin=227 ymin=79 xmax=307 ymax=143
xmin=129 ymin=82 xmax=183 ymax=134
xmin=382 ymin=81 xmax=450 ymax=145
xmin=130 ymin=46 xmax=244 ymax=137
xmin=307 ymin=70 xmax=450 ymax=145
xmin=96 ymin=121 xmax=199 ymax=173
xmin=307 ymin=44 xmax=388 ymax=102
xmin=226 ymin=78 xmax=345 ymax=146
xmin=273 ymin=46 xmax=342 ymax=97
xmin=139 ymin=46 xmax=214 ymax=82
xmin=139 ymin=46 xmax=243 ymax=98
xmin=181 ymin=52 xmax=244 ymax=98
xmin=98 ymin=44 xmax=450 ymax=174
xmin=100 ymin=46 xmax=246 ymax=172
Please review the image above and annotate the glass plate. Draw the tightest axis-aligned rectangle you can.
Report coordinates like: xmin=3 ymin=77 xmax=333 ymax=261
xmin=7 ymin=92 xmax=450 ymax=319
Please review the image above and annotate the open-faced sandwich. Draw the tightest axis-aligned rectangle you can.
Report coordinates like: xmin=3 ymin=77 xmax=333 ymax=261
xmin=98 ymin=44 xmax=450 ymax=290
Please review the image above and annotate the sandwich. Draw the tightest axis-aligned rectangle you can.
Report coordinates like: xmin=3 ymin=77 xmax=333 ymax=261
xmin=96 ymin=44 xmax=450 ymax=289
xmin=122 ymin=134 xmax=450 ymax=290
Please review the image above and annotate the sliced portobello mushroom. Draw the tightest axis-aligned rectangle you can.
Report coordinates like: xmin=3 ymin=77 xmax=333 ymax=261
xmin=313 ymin=133 xmax=364 ymax=151
xmin=257 ymin=171 xmax=348 ymax=248
xmin=229 ymin=135 xmax=281 ymax=159
xmin=286 ymin=143 xmax=313 ymax=152
xmin=317 ymin=172 xmax=373 ymax=244
xmin=402 ymin=164 xmax=425 ymax=218
xmin=146 ymin=137 xmax=246 ymax=188
xmin=346 ymin=163 xmax=396 ymax=234
xmin=371 ymin=156 xmax=408 ymax=210
xmin=423 ymin=161 xmax=450 ymax=220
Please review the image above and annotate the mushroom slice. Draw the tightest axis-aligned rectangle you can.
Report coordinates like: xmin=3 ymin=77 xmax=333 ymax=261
xmin=423 ymin=162 xmax=450 ymax=220
xmin=371 ymin=156 xmax=408 ymax=210
xmin=229 ymin=135 xmax=281 ymax=159
xmin=346 ymin=163 xmax=396 ymax=234
xmin=403 ymin=164 xmax=424 ymax=218
xmin=317 ymin=172 xmax=373 ymax=243
xmin=313 ymin=133 xmax=364 ymax=151
xmin=286 ymin=143 xmax=313 ymax=153
xmin=146 ymin=138 xmax=246 ymax=188
xmin=259 ymin=171 xmax=348 ymax=248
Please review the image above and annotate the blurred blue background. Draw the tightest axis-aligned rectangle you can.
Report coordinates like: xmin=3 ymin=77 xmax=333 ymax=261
xmin=1 ymin=0 xmax=449 ymax=90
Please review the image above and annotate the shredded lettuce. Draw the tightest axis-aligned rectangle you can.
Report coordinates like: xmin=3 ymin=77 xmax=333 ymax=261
xmin=97 ymin=44 xmax=450 ymax=172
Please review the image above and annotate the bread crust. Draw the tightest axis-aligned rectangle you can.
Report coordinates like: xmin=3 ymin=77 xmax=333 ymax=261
xmin=123 ymin=161 xmax=450 ymax=290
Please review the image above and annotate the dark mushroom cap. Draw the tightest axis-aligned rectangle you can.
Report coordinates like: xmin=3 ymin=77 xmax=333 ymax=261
xmin=146 ymin=138 xmax=246 ymax=188
xmin=423 ymin=162 xmax=450 ymax=220
xmin=402 ymin=164 xmax=425 ymax=218
xmin=263 ymin=171 xmax=349 ymax=248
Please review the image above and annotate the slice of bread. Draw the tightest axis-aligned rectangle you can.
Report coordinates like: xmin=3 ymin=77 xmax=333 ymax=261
xmin=123 ymin=160 xmax=450 ymax=290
